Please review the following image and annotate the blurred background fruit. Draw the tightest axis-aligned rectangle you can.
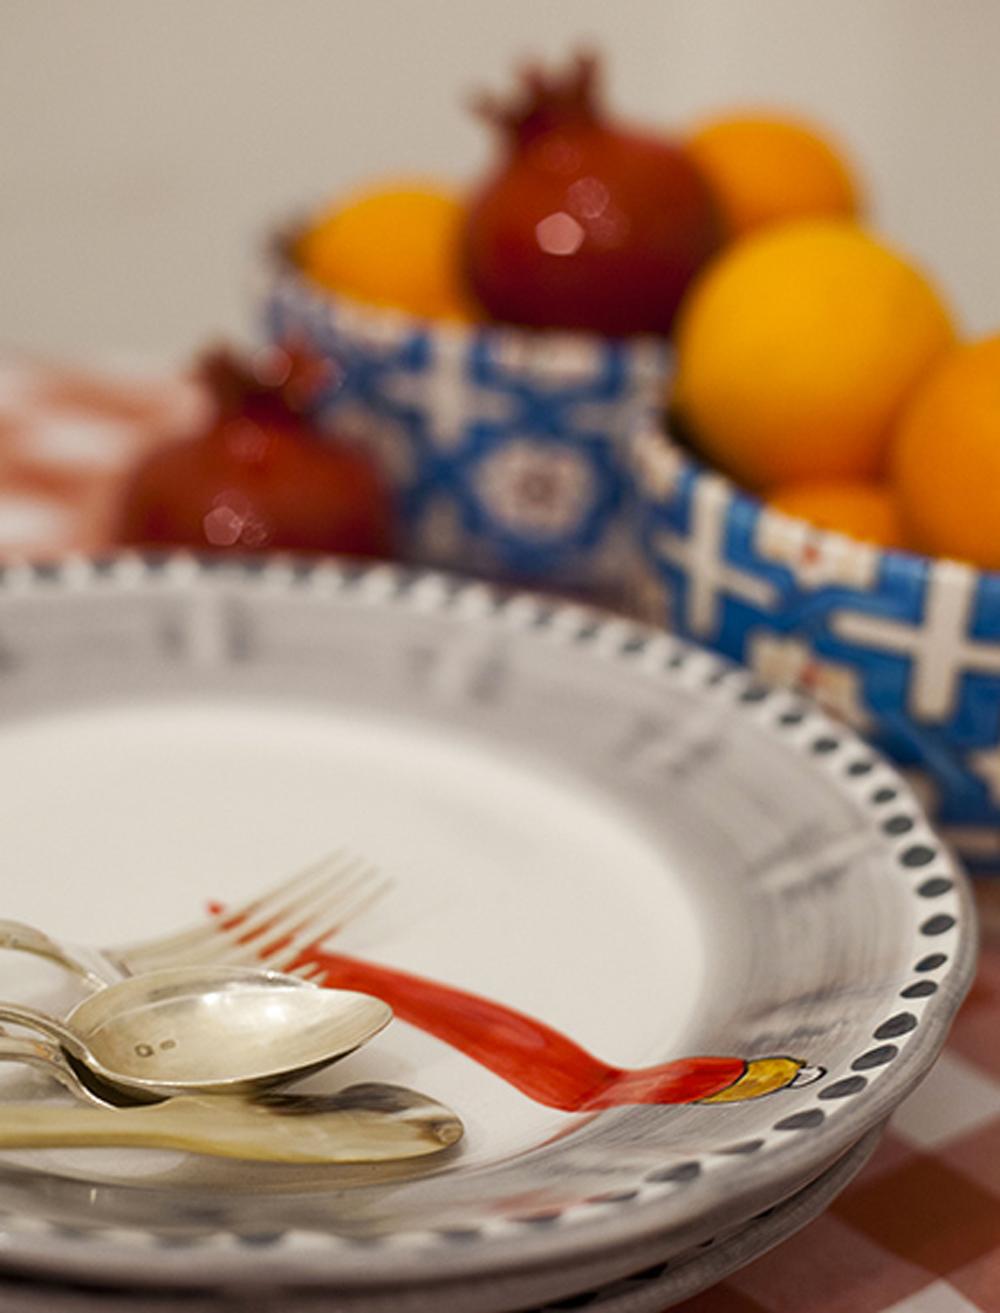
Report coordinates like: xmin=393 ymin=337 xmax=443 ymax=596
xmin=296 ymin=182 xmax=477 ymax=321
xmin=892 ymin=334 xmax=1000 ymax=568
xmin=672 ymin=218 xmax=956 ymax=489
xmin=461 ymin=53 xmax=720 ymax=335
xmin=685 ymin=112 xmax=862 ymax=239
xmin=768 ymin=478 xmax=903 ymax=548
xmin=116 ymin=344 xmax=393 ymax=557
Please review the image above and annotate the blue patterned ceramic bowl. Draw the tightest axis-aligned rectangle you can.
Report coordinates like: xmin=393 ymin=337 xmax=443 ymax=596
xmin=629 ymin=423 xmax=1000 ymax=875
xmin=264 ymin=262 xmax=670 ymax=599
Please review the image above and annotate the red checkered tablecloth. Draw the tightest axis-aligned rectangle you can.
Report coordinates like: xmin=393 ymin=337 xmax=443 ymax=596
xmin=0 ymin=355 xmax=206 ymax=556
xmin=0 ymin=356 xmax=997 ymax=1313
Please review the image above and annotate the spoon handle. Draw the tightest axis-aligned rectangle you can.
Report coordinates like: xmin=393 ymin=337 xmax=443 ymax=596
xmin=0 ymin=1031 xmax=102 ymax=1104
xmin=0 ymin=1002 xmax=80 ymax=1056
xmin=0 ymin=1085 xmax=462 ymax=1163
xmin=0 ymin=1028 xmax=128 ymax=1109
xmin=0 ymin=920 xmax=119 ymax=990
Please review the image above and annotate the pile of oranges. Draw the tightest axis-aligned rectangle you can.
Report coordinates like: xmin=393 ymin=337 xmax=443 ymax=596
xmin=674 ymin=116 xmax=999 ymax=571
xmin=294 ymin=112 xmax=1000 ymax=572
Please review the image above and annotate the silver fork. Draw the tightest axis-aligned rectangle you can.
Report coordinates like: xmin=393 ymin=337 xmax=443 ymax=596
xmin=0 ymin=849 xmax=389 ymax=990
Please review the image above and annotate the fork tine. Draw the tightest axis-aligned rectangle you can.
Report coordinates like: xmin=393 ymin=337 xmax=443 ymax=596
xmin=113 ymin=851 xmax=345 ymax=968
xmin=285 ymin=962 xmax=327 ymax=982
xmin=154 ymin=862 xmax=385 ymax=972
xmin=113 ymin=850 xmax=358 ymax=973
xmin=250 ymin=872 xmax=391 ymax=973
xmin=208 ymin=866 xmax=386 ymax=970
xmin=181 ymin=858 xmax=373 ymax=969
xmin=218 ymin=854 xmax=372 ymax=948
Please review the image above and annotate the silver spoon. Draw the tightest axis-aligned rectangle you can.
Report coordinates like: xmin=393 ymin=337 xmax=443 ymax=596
xmin=0 ymin=964 xmax=392 ymax=1102
xmin=0 ymin=1083 xmax=463 ymax=1163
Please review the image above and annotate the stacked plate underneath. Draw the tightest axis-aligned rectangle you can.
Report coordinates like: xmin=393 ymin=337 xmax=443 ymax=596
xmin=0 ymin=559 xmax=975 ymax=1311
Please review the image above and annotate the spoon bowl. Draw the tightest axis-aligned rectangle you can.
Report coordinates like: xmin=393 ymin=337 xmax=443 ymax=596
xmin=0 ymin=965 xmax=392 ymax=1101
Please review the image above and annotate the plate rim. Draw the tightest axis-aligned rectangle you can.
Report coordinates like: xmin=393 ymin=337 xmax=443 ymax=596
xmin=0 ymin=552 xmax=979 ymax=1294
xmin=0 ymin=1129 xmax=885 ymax=1313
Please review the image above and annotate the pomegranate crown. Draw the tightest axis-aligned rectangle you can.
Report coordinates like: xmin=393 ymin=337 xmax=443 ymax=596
xmin=472 ymin=50 xmax=602 ymax=142
xmin=197 ymin=342 xmax=339 ymax=424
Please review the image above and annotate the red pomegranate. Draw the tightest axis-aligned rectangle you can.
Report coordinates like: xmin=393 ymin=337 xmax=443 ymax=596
xmin=462 ymin=53 xmax=721 ymax=336
xmin=116 ymin=345 xmax=393 ymax=558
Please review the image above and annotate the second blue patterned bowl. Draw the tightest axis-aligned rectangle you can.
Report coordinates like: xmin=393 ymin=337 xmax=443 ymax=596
xmin=629 ymin=422 xmax=1000 ymax=875
xmin=264 ymin=261 xmax=670 ymax=600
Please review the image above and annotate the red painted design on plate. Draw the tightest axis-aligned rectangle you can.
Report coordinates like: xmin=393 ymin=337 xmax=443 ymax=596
xmin=298 ymin=946 xmax=746 ymax=1109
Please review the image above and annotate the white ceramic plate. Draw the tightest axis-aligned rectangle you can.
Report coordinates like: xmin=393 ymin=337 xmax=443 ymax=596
xmin=0 ymin=1130 xmax=883 ymax=1313
xmin=0 ymin=556 xmax=976 ymax=1312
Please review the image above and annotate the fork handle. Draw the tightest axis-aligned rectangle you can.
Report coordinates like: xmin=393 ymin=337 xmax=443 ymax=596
xmin=0 ymin=920 xmax=120 ymax=990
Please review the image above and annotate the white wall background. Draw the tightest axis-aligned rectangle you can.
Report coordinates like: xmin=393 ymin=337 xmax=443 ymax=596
xmin=3 ymin=0 xmax=999 ymax=364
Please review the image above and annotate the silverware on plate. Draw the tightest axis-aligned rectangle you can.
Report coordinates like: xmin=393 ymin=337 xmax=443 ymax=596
xmin=0 ymin=964 xmax=391 ymax=1102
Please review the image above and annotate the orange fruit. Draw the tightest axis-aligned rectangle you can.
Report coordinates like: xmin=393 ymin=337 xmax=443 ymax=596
xmin=296 ymin=181 xmax=477 ymax=321
xmin=673 ymin=219 xmax=956 ymax=490
xmin=686 ymin=112 xmax=862 ymax=240
xmin=769 ymin=479 xmax=904 ymax=548
xmin=891 ymin=335 xmax=1000 ymax=569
